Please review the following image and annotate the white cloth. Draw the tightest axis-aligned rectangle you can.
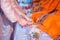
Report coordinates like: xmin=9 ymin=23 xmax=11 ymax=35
xmin=1 ymin=14 xmax=13 ymax=40
xmin=39 ymin=31 xmax=52 ymax=40
xmin=14 ymin=23 xmax=30 ymax=40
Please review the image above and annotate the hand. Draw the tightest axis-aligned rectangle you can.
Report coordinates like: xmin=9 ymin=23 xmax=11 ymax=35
xmin=27 ymin=18 xmax=33 ymax=27
xmin=17 ymin=18 xmax=28 ymax=27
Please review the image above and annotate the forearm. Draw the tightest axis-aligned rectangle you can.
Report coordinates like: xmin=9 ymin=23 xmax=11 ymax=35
xmin=15 ymin=14 xmax=27 ymax=26
xmin=11 ymin=0 xmax=29 ymax=21
xmin=1 ymin=0 xmax=17 ymax=23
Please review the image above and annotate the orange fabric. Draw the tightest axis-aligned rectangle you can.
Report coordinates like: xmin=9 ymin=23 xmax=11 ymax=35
xmin=32 ymin=0 xmax=59 ymax=18
xmin=32 ymin=12 xmax=43 ymax=24
xmin=32 ymin=0 xmax=60 ymax=38
xmin=32 ymin=0 xmax=40 ymax=12
xmin=33 ymin=0 xmax=59 ymax=13
xmin=39 ymin=0 xmax=59 ymax=13
xmin=33 ymin=3 xmax=40 ymax=12
xmin=40 ymin=0 xmax=53 ymax=9
xmin=56 ymin=3 xmax=60 ymax=15
xmin=38 ymin=15 xmax=60 ymax=38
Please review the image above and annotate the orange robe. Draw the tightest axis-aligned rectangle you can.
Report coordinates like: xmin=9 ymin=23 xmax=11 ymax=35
xmin=32 ymin=0 xmax=60 ymax=38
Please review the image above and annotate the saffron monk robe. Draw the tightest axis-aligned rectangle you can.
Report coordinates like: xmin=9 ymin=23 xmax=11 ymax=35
xmin=32 ymin=0 xmax=60 ymax=39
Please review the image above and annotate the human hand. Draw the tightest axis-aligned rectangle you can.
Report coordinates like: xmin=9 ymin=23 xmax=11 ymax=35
xmin=17 ymin=18 xmax=28 ymax=27
xmin=27 ymin=18 xmax=33 ymax=27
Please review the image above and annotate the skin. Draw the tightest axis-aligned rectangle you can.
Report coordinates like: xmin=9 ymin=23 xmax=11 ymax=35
xmin=1 ymin=0 xmax=32 ymax=26
xmin=10 ymin=0 xmax=31 ymax=21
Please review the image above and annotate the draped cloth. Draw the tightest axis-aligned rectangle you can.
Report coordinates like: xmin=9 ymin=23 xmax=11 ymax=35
xmin=32 ymin=0 xmax=60 ymax=38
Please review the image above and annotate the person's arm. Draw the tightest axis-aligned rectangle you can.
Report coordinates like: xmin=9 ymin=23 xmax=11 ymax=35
xmin=11 ymin=0 xmax=30 ymax=21
xmin=1 ymin=0 xmax=17 ymax=23
xmin=1 ymin=0 xmax=28 ymax=26
xmin=15 ymin=14 xmax=28 ymax=26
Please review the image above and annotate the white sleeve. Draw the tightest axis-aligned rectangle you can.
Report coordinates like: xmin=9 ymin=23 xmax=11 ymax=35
xmin=1 ymin=0 xmax=17 ymax=23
